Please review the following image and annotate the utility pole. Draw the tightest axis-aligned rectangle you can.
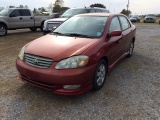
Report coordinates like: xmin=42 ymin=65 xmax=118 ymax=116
xmin=127 ymin=0 xmax=129 ymax=16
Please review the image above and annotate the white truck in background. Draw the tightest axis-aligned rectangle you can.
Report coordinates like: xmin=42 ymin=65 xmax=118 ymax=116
xmin=0 ymin=8 xmax=52 ymax=36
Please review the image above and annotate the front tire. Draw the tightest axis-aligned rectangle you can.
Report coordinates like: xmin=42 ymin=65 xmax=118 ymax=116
xmin=0 ymin=24 xmax=7 ymax=36
xmin=93 ymin=60 xmax=107 ymax=90
xmin=127 ymin=42 xmax=134 ymax=58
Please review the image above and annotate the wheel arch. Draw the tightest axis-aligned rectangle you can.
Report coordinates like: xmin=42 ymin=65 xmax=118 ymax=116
xmin=100 ymin=56 xmax=108 ymax=72
xmin=0 ymin=22 xmax=8 ymax=29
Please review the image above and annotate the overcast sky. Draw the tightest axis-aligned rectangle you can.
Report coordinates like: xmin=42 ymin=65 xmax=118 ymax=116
xmin=0 ymin=0 xmax=159 ymax=15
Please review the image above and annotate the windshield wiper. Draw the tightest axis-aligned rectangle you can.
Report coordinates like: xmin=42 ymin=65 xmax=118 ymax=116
xmin=51 ymin=32 xmax=65 ymax=35
xmin=64 ymin=33 xmax=94 ymax=38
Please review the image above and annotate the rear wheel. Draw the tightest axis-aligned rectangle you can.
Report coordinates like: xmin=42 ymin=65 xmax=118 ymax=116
xmin=0 ymin=24 xmax=7 ymax=36
xmin=93 ymin=60 xmax=107 ymax=90
xmin=29 ymin=27 xmax=37 ymax=31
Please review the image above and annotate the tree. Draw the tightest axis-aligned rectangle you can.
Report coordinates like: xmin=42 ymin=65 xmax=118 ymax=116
xmin=33 ymin=8 xmax=38 ymax=14
xmin=90 ymin=3 xmax=106 ymax=8
xmin=54 ymin=0 xmax=63 ymax=6
xmin=120 ymin=9 xmax=131 ymax=16
xmin=24 ymin=5 xmax=29 ymax=9
xmin=38 ymin=7 xmax=46 ymax=13
xmin=53 ymin=0 xmax=64 ymax=13
xmin=47 ymin=3 xmax=53 ymax=12
xmin=9 ymin=6 xmax=15 ymax=8
xmin=19 ymin=5 xmax=24 ymax=8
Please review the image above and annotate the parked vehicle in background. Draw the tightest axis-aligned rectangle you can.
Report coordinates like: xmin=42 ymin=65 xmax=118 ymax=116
xmin=144 ymin=14 xmax=156 ymax=23
xmin=49 ymin=13 xmax=60 ymax=19
xmin=43 ymin=18 xmax=67 ymax=35
xmin=43 ymin=7 xmax=110 ymax=35
xmin=129 ymin=16 xmax=140 ymax=22
xmin=0 ymin=8 xmax=52 ymax=36
xmin=16 ymin=13 xmax=136 ymax=96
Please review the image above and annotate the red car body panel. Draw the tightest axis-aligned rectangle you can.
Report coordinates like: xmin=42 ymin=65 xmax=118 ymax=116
xmin=16 ymin=13 xmax=136 ymax=96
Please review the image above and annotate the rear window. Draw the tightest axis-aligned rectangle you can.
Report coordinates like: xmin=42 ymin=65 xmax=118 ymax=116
xmin=20 ymin=10 xmax=31 ymax=16
xmin=61 ymin=9 xmax=88 ymax=18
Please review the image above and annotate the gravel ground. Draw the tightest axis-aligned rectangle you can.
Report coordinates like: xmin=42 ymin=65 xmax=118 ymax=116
xmin=0 ymin=25 xmax=160 ymax=120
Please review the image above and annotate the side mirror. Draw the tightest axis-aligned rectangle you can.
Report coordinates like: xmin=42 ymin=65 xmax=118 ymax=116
xmin=109 ymin=30 xmax=122 ymax=37
xmin=9 ymin=13 xmax=16 ymax=17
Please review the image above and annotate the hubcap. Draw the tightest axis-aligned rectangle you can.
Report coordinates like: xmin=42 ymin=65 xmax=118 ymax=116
xmin=96 ymin=64 xmax=106 ymax=86
xmin=129 ymin=43 xmax=134 ymax=55
xmin=0 ymin=26 xmax=6 ymax=35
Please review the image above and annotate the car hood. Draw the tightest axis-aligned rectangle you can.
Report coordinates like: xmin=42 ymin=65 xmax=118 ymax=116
xmin=46 ymin=18 xmax=68 ymax=22
xmin=25 ymin=34 xmax=98 ymax=61
xmin=145 ymin=16 xmax=155 ymax=19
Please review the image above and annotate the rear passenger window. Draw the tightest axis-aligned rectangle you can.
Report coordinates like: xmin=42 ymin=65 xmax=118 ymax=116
xmin=20 ymin=10 xmax=31 ymax=16
xmin=11 ymin=10 xmax=21 ymax=16
xmin=109 ymin=17 xmax=121 ymax=33
xmin=95 ymin=9 xmax=102 ymax=13
xmin=89 ymin=9 xmax=95 ymax=13
xmin=119 ymin=16 xmax=131 ymax=31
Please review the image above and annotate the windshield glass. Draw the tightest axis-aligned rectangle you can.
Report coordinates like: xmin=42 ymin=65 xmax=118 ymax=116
xmin=146 ymin=14 xmax=155 ymax=17
xmin=0 ymin=9 xmax=11 ymax=16
xmin=52 ymin=16 xmax=108 ymax=38
xmin=61 ymin=9 xmax=88 ymax=18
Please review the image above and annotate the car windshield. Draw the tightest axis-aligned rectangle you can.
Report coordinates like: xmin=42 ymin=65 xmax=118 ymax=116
xmin=0 ymin=9 xmax=11 ymax=16
xmin=52 ymin=16 xmax=108 ymax=38
xmin=146 ymin=14 xmax=155 ymax=17
xmin=61 ymin=9 xmax=88 ymax=18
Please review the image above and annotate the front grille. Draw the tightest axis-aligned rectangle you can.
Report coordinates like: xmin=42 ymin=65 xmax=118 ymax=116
xmin=25 ymin=54 xmax=53 ymax=69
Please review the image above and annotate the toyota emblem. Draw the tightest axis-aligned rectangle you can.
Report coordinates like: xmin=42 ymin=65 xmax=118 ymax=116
xmin=33 ymin=59 xmax=39 ymax=65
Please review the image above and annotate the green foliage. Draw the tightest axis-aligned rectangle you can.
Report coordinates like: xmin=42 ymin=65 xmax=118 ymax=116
xmin=53 ymin=0 xmax=68 ymax=13
xmin=120 ymin=9 xmax=131 ymax=16
xmin=90 ymin=3 xmax=106 ymax=8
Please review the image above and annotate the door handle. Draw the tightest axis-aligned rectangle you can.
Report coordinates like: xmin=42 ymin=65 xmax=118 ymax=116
xmin=30 ymin=17 xmax=33 ymax=19
xmin=20 ymin=17 xmax=23 ymax=20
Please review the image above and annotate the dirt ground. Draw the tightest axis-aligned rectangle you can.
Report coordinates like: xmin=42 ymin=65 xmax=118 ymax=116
xmin=0 ymin=25 xmax=160 ymax=120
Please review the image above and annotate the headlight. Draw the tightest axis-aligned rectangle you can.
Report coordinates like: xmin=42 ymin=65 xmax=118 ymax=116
xmin=55 ymin=55 xmax=89 ymax=69
xmin=43 ymin=21 xmax=47 ymax=29
xmin=18 ymin=46 xmax=25 ymax=60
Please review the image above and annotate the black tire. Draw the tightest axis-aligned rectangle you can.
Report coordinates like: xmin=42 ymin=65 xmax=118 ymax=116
xmin=30 ymin=27 xmax=37 ymax=31
xmin=93 ymin=60 xmax=107 ymax=90
xmin=127 ymin=42 xmax=134 ymax=58
xmin=40 ymin=22 xmax=44 ymax=32
xmin=0 ymin=24 xmax=7 ymax=36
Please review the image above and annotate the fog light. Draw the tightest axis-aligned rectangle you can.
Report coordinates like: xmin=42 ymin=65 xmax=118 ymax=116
xmin=63 ymin=85 xmax=80 ymax=90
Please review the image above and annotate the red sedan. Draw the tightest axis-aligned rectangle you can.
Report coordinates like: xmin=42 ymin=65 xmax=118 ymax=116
xmin=16 ymin=13 xmax=136 ymax=96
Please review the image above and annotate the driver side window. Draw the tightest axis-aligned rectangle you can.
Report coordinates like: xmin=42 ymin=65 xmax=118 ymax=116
xmin=109 ymin=17 xmax=121 ymax=33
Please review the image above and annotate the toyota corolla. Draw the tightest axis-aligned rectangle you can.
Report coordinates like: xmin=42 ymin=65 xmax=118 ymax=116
xmin=16 ymin=13 xmax=136 ymax=96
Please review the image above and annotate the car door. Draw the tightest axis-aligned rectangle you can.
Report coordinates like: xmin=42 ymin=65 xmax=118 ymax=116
xmin=107 ymin=16 xmax=123 ymax=66
xmin=118 ymin=16 xmax=132 ymax=53
xmin=20 ymin=9 xmax=34 ymax=28
xmin=8 ymin=9 xmax=22 ymax=29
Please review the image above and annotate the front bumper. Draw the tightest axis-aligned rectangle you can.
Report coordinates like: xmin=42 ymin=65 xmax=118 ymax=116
xmin=16 ymin=58 xmax=96 ymax=96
